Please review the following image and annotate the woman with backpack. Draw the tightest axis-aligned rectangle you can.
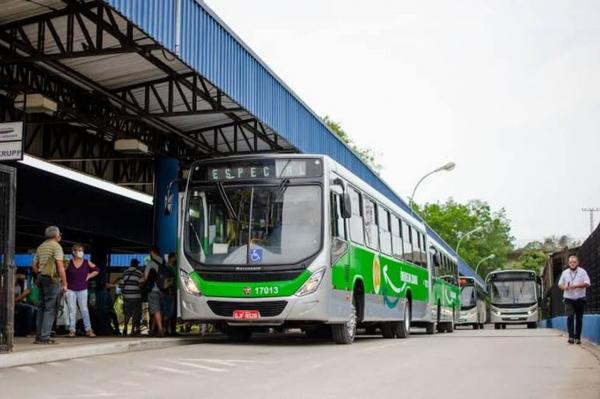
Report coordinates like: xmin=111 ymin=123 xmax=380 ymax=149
xmin=65 ymin=243 xmax=98 ymax=337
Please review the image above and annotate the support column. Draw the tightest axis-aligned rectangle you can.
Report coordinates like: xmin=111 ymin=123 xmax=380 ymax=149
xmin=153 ymin=158 xmax=180 ymax=255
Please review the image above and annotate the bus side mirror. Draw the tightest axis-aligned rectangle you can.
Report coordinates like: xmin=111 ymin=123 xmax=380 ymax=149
xmin=341 ymin=193 xmax=352 ymax=219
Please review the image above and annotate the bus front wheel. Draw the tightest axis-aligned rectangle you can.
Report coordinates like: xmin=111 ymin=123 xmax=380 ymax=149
xmin=527 ymin=322 xmax=538 ymax=329
xmin=494 ymin=323 xmax=500 ymax=330
xmin=332 ymin=299 xmax=357 ymax=345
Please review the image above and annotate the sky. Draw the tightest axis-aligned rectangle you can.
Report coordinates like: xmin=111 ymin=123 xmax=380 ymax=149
xmin=205 ymin=0 xmax=600 ymax=246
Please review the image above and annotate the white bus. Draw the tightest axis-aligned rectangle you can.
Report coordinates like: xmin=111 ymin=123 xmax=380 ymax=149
xmin=456 ymin=276 xmax=487 ymax=329
xmin=487 ymin=270 xmax=541 ymax=329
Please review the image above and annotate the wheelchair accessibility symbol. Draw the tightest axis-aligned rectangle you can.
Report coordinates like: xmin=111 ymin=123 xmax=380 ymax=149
xmin=250 ymin=248 xmax=263 ymax=263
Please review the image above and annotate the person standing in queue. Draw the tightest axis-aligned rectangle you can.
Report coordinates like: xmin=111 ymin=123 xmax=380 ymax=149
xmin=162 ymin=252 xmax=178 ymax=336
xmin=558 ymin=255 xmax=591 ymax=345
xmin=144 ymin=246 xmax=165 ymax=336
xmin=120 ymin=258 xmax=144 ymax=336
xmin=32 ymin=226 xmax=68 ymax=345
xmin=65 ymin=244 xmax=99 ymax=337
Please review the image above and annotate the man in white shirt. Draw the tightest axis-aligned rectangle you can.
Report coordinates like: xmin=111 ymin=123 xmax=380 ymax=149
xmin=558 ymin=255 xmax=591 ymax=344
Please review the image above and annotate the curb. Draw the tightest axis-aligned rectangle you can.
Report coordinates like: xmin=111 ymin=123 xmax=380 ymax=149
xmin=0 ymin=338 xmax=201 ymax=369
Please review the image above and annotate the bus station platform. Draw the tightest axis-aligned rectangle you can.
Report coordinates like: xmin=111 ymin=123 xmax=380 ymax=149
xmin=0 ymin=335 xmax=202 ymax=369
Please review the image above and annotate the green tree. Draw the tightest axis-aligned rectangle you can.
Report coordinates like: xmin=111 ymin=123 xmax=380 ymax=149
xmin=323 ymin=116 xmax=382 ymax=173
xmin=414 ymin=199 xmax=514 ymax=277
xmin=513 ymin=250 xmax=547 ymax=274
xmin=523 ymin=235 xmax=579 ymax=252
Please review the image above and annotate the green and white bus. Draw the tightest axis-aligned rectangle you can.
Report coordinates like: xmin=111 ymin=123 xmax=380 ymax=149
xmin=487 ymin=270 xmax=541 ymax=329
xmin=177 ymin=154 xmax=461 ymax=344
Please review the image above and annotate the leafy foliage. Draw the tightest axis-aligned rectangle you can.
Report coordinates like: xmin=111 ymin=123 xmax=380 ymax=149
xmin=323 ymin=116 xmax=382 ymax=173
xmin=513 ymin=250 xmax=547 ymax=274
xmin=414 ymin=199 xmax=514 ymax=278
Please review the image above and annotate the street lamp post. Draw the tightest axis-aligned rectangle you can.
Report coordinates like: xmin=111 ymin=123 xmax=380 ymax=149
xmin=409 ymin=162 xmax=456 ymax=205
xmin=455 ymin=226 xmax=483 ymax=255
xmin=475 ymin=254 xmax=496 ymax=275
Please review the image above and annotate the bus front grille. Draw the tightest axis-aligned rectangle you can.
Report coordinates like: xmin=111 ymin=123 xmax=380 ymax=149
xmin=207 ymin=301 xmax=288 ymax=317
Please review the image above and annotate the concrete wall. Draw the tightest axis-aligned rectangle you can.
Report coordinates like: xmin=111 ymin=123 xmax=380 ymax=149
xmin=540 ymin=315 xmax=600 ymax=344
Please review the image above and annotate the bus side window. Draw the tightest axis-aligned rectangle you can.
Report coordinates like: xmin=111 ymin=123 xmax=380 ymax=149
xmin=402 ymin=221 xmax=413 ymax=262
xmin=420 ymin=233 xmax=427 ymax=266
xmin=363 ymin=198 xmax=379 ymax=251
xmin=349 ymin=188 xmax=364 ymax=245
xmin=379 ymin=207 xmax=392 ymax=256
xmin=330 ymin=193 xmax=346 ymax=240
xmin=391 ymin=215 xmax=403 ymax=258
xmin=412 ymin=228 xmax=420 ymax=266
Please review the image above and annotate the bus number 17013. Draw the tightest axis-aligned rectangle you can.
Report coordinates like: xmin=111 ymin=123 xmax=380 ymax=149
xmin=255 ymin=286 xmax=279 ymax=295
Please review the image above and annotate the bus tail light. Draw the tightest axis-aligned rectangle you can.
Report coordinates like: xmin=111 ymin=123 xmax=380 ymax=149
xmin=295 ymin=268 xmax=326 ymax=297
xmin=180 ymin=269 xmax=202 ymax=296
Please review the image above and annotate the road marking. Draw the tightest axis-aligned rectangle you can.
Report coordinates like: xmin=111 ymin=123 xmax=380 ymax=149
xmin=362 ymin=341 xmax=406 ymax=351
xmin=46 ymin=392 xmax=120 ymax=398
xmin=129 ymin=370 xmax=151 ymax=378
xmin=169 ymin=360 xmax=227 ymax=372
xmin=181 ymin=358 xmax=257 ymax=364
xmin=17 ymin=366 xmax=37 ymax=373
xmin=152 ymin=365 xmax=195 ymax=375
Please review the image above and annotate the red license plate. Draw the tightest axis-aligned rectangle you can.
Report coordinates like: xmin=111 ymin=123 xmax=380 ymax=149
xmin=233 ymin=310 xmax=260 ymax=320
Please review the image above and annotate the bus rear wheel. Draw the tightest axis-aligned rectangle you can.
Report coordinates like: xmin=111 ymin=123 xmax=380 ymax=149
xmin=494 ymin=323 xmax=500 ymax=330
xmin=332 ymin=299 xmax=357 ymax=345
xmin=473 ymin=323 xmax=479 ymax=330
xmin=393 ymin=301 xmax=411 ymax=339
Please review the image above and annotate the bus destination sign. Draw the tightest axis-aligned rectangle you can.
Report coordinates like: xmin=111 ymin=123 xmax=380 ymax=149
xmin=199 ymin=158 xmax=322 ymax=182
xmin=209 ymin=165 xmax=275 ymax=180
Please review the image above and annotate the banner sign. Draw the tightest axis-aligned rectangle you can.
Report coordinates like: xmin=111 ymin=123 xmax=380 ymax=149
xmin=0 ymin=122 xmax=24 ymax=161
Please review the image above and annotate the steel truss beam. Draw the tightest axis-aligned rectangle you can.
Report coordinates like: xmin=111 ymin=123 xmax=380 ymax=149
xmin=0 ymin=1 xmax=284 ymax=154
xmin=0 ymin=59 xmax=194 ymax=159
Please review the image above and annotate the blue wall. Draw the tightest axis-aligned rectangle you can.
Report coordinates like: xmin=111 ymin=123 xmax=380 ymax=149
xmin=540 ymin=315 xmax=600 ymax=345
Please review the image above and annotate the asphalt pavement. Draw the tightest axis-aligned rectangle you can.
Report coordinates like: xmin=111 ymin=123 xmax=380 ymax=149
xmin=1 ymin=326 xmax=598 ymax=399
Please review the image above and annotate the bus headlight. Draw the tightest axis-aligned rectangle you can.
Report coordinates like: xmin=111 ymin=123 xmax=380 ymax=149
xmin=296 ymin=268 xmax=326 ymax=297
xmin=180 ymin=270 xmax=202 ymax=296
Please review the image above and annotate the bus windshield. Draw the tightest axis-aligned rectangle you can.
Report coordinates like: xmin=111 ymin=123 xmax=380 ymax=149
xmin=460 ymin=285 xmax=476 ymax=308
xmin=491 ymin=280 xmax=537 ymax=305
xmin=185 ymin=184 xmax=322 ymax=266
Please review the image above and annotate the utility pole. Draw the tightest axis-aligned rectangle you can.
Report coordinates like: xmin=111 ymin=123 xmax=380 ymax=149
xmin=582 ymin=208 xmax=600 ymax=234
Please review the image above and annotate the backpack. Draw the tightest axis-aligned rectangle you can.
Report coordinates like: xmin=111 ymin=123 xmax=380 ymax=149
xmin=156 ymin=261 xmax=174 ymax=292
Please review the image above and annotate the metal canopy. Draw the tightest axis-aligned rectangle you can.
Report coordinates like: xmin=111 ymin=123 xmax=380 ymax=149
xmin=0 ymin=0 xmax=293 ymax=171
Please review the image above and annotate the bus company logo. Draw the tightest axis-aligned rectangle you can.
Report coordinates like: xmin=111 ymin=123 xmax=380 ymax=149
xmin=372 ymin=256 xmax=381 ymax=294
xmin=243 ymin=287 xmax=252 ymax=296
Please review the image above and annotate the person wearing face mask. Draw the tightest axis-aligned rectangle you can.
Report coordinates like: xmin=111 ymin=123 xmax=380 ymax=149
xmin=65 ymin=243 xmax=99 ymax=337
xmin=558 ymin=255 xmax=591 ymax=345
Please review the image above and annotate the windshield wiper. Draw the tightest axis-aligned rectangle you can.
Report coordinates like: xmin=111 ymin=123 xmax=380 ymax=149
xmin=278 ymin=178 xmax=290 ymax=198
xmin=216 ymin=182 xmax=238 ymax=220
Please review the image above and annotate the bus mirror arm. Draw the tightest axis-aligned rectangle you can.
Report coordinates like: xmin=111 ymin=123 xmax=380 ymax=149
xmin=164 ymin=178 xmax=182 ymax=216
